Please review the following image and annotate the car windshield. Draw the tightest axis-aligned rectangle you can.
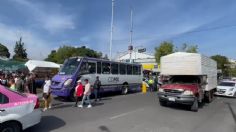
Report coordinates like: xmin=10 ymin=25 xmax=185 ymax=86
xmin=219 ymin=82 xmax=235 ymax=87
xmin=59 ymin=58 xmax=81 ymax=75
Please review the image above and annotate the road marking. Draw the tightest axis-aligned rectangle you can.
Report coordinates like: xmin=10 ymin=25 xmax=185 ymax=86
xmin=109 ymin=108 xmax=144 ymax=120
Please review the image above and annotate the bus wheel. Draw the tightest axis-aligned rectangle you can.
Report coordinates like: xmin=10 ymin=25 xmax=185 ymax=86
xmin=68 ymin=89 xmax=76 ymax=102
xmin=121 ymin=84 xmax=129 ymax=95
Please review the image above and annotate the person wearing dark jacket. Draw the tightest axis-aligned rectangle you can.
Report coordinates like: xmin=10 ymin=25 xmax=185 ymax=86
xmin=93 ymin=76 xmax=101 ymax=101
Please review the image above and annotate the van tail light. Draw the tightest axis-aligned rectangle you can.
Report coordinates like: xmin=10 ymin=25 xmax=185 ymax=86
xmin=34 ymin=98 xmax=40 ymax=109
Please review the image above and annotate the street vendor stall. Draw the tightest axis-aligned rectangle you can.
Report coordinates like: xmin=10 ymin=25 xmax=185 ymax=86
xmin=25 ymin=60 xmax=60 ymax=78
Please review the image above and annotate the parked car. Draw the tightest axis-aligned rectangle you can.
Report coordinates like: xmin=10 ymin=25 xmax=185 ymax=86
xmin=0 ymin=85 xmax=41 ymax=132
xmin=215 ymin=81 xmax=236 ymax=97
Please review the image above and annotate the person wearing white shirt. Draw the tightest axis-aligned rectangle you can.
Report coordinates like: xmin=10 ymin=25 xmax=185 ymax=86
xmin=43 ymin=75 xmax=52 ymax=111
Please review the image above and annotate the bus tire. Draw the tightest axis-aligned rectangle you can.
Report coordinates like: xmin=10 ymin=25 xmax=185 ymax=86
xmin=68 ymin=89 xmax=76 ymax=102
xmin=121 ymin=84 xmax=129 ymax=95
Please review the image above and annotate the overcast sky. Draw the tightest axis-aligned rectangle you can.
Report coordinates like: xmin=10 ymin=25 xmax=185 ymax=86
xmin=0 ymin=0 xmax=236 ymax=60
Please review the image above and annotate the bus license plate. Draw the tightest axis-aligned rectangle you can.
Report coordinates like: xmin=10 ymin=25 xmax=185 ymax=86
xmin=168 ymin=97 xmax=175 ymax=102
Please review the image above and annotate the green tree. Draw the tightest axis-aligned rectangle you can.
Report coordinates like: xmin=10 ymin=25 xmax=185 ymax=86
xmin=228 ymin=68 xmax=236 ymax=77
xmin=180 ymin=43 xmax=198 ymax=53
xmin=45 ymin=45 xmax=102 ymax=63
xmin=0 ymin=43 xmax=10 ymax=58
xmin=45 ymin=50 xmax=57 ymax=62
xmin=211 ymin=55 xmax=230 ymax=76
xmin=13 ymin=37 xmax=28 ymax=61
xmin=154 ymin=41 xmax=174 ymax=63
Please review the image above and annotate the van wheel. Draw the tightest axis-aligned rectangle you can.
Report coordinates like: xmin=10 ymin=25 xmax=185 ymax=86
xmin=205 ymin=91 xmax=214 ymax=103
xmin=121 ymin=84 xmax=129 ymax=95
xmin=1 ymin=122 xmax=21 ymax=132
xmin=191 ymin=98 xmax=198 ymax=112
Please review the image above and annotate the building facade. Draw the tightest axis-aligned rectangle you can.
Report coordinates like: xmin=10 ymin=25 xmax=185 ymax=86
xmin=116 ymin=51 xmax=160 ymax=72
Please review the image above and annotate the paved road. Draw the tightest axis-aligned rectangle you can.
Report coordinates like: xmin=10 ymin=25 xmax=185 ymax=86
xmin=26 ymin=93 xmax=236 ymax=132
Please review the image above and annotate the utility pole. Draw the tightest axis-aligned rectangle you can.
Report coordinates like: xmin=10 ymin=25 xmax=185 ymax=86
xmin=128 ymin=8 xmax=133 ymax=63
xmin=129 ymin=8 xmax=133 ymax=48
xmin=109 ymin=0 xmax=115 ymax=60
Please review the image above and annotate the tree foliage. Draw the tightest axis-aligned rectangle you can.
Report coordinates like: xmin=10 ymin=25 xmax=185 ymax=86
xmin=228 ymin=68 xmax=236 ymax=77
xmin=0 ymin=43 xmax=10 ymax=58
xmin=155 ymin=42 xmax=199 ymax=63
xmin=45 ymin=45 xmax=103 ymax=64
xmin=13 ymin=37 xmax=28 ymax=61
xmin=211 ymin=55 xmax=230 ymax=76
xmin=154 ymin=41 xmax=174 ymax=63
xmin=180 ymin=43 xmax=198 ymax=53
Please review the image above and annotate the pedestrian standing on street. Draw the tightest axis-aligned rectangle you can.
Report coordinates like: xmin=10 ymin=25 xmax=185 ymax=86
xmin=43 ymin=75 xmax=52 ymax=111
xmin=79 ymin=79 xmax=92 ymax=108
xmin=30 ymin=73 xmax=37 ymax=94
xmin=9 ymin=79 xmax=16 ymax=91
xmin=94 ymin=76 xmax=101 ymax=102
xmin=24 ymin=74 xmax=30 ymax=93
xmin=74 ymin=80 xmax=84 ymax=107
xmin=15 ymin=75 xmax=24 ymax=93
xmin=153 ymin=75 xmax=158 ymax=91
xmin=148 ymin=77 xmax=154 ymax=92
xmin=1 ymin=76 xmax=8 ymax=86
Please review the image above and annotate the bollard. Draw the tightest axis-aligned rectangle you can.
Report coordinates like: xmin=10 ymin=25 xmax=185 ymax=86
xmin=142 ymin=82 xmax=147 ymax=93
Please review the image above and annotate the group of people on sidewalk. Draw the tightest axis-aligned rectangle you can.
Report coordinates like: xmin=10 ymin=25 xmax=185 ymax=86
xmin=143 ymin=75 xmax=163 ymax=92
xmin=0 ymin=72 xmax=37 ymax=94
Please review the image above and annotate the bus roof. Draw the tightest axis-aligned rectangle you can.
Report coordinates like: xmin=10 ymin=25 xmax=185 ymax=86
xmin=69 ymin=56 xmax=141 ymax=66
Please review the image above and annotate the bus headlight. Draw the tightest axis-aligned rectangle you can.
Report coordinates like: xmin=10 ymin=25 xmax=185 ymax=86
xmin=159 ymin=88 xmax=164 ymax=92
xmin=183 ymin=90 xmax=193 ymax=95
xmin=64 ymin=79 xmax=73 ymax=87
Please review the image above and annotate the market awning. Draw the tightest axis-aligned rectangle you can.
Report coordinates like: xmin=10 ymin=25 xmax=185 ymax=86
xmin=25 ymin=60 xmax=60 ymax=72
xmin=0 ymin=59 xmax=26 ymax=72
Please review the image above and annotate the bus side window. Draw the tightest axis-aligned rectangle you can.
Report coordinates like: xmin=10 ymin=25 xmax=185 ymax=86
xmin=79 ymin=62 xmax=89 ymax=75
xmin=133 ymin=65 xmax=139 ymax=75
xmin=127 ymin=64 xmax=132 ymax=75
xmin=120 ymin=64 xmax=126 ymax=75
xmin=102 ymin=62 xmax=111 ymax=74
xmin=111 ymin=63 xmax=118 ymax=74
xmin=88 ymin=62 xmax=96 ymax=74
xmin=138 ymin=65 xmax=141 ymax=75
xmin=97 ymin=62 xmax=101 ymax=74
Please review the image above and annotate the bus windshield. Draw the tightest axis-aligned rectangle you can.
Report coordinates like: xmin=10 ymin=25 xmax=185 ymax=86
xmin=59 ymin=58 xmax=81 ymax=75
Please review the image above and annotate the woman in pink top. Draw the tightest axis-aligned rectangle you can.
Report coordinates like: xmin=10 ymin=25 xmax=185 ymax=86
xmin=78 ymin=79 xmax=92 ymax=108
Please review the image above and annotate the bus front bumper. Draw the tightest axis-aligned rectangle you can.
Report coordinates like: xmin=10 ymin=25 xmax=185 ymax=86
xmin=51 ymin=87 xmax=71 ymax=97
